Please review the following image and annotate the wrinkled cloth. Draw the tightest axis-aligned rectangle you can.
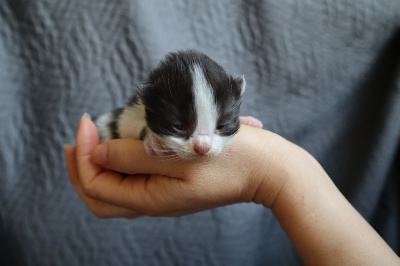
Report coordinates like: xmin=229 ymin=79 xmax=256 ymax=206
xmin=0 ymin=1 xmax=399 ymax=265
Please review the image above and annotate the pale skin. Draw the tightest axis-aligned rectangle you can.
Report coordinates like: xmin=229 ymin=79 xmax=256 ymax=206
xmin=65 ymin=116 xmax=400 ymax=265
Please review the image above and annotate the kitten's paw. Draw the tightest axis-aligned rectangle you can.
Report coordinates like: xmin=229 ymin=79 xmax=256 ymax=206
xmin=144 ymin=133 xmax=171 ymax=156
xmin=240 ymin=116 xmax=263 ymax=128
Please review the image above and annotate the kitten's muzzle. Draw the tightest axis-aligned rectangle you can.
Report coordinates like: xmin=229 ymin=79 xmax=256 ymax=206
xmin=193 ymin=134 xmax=212 ymax=156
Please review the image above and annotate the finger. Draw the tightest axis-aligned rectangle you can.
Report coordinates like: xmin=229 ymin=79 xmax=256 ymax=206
xmin=76 ymin=165 xmax=180 ymax=216
xmin=64 ymin=144 xmax=141 ymax=218
xmin=72 ymin=117 xmax=177 ymax=216
xmin=75 ymin=115 xmax=104 ymax=184
xmin=90 ymin=138 xmax=191 ymax=176
xmin=65 ymin=145 xmax=81 ymax=192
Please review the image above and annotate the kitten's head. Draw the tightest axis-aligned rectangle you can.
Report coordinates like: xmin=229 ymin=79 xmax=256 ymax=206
xmin=139 ymin=50 xmax=245 ymax=158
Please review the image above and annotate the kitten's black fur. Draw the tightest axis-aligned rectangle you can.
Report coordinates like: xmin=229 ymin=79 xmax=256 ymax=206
xmin=132 ymin=50 xmax=243 ymax=139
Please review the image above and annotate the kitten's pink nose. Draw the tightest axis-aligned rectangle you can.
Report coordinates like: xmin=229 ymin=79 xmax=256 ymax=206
xmin=194 ymin=145 xmax=210 ymax=156
xmin=193 ymin=134 xmax=211 ymax=156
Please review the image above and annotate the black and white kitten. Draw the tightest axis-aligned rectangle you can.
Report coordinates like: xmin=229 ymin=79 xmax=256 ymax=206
xmin=94 ymin=50 xmax=262 ymax=159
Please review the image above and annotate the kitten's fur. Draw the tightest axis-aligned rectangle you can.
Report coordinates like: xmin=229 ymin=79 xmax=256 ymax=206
xmin=94 ymin=50 xmax=262 ymax=159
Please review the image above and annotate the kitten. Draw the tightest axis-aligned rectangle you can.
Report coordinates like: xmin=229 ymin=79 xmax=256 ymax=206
xmin=94 ymin=50 xmax=262 ymax=159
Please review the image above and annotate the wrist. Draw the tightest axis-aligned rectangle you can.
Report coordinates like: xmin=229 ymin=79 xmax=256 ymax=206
xmin=233 ymin=127 xmax=303 ymax=208
xmin=252 ymin=134 xmax=305 ymax=209
xmin=242 ymin=128 xmax=325 ymax=210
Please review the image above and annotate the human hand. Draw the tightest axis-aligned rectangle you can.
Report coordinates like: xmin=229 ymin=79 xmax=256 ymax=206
xmin=65 ymin=116 xmax=400 ymax=265
xmin=64 ymin=115 xmax=293 ymax=218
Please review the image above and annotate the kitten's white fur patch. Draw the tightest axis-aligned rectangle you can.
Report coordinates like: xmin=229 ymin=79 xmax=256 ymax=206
xmin=118 ymin=102 xmax=147 ymax=139
xmin=191 ymin=64 xmax=218 ymax=136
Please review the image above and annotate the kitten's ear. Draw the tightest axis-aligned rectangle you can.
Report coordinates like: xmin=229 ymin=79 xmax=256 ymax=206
xmin=234 ymin=75 xmax=246 ymax=96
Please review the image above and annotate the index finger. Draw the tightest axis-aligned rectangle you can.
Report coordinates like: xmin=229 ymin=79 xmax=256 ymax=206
xmin=90 ymin=139 xmax=189 ymax=176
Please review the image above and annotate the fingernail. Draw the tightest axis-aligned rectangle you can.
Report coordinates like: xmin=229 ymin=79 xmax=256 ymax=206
xmin=91 ymin=143 xmax=108 ymax=166
xmin=81 ymin=112 xmax=91 ymax=121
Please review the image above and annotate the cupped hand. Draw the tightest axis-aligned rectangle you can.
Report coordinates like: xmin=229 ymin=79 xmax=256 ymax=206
xmin=65 ymin=116 xmax=400 ymax=265
xmin=64 ymin=116 xmax=289 ymax=218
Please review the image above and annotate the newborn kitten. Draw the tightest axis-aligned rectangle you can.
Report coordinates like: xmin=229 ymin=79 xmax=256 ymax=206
xmin=94 ymin=50 xmax=262 ymax=159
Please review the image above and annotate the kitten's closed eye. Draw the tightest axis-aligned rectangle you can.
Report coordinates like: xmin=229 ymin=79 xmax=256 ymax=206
xmin=173 ymin=125 xmax=185 ymax=131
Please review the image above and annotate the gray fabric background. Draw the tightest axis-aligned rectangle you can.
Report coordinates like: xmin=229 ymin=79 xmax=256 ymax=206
xmin=1 ymin=1 xmax=399 ymax=265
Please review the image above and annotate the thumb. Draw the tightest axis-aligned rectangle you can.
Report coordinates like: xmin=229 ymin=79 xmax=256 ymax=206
xmin=75 ymin=113 xmax=104 ymax=185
